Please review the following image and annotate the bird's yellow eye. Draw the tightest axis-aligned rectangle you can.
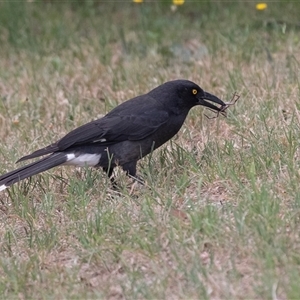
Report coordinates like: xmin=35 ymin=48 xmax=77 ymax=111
xmin=192 ymin=89 xmax=197 ymax=95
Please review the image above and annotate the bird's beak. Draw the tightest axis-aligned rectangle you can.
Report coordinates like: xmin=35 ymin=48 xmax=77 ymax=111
xmin=198 ymin=91 xmax=226 ymax=112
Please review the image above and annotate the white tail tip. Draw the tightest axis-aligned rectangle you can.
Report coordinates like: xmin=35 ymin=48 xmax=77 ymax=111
xmin=0 ymin=184 xmax=7 ymax=191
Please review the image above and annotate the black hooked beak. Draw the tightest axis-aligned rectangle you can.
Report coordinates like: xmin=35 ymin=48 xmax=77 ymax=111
xmin=198 ymin=91 xmax=226 ymax=112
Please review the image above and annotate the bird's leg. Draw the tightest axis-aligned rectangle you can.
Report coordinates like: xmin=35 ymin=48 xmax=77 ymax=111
xmin=128 ymin=174 xmax=145 ymax=185
xmin=103 ymin=166 xmax=117 ymax=187
xmin=122 ymin=161 xmax=144 ymax=185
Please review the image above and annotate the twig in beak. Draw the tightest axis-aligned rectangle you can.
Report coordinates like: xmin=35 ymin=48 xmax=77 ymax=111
xmin=205 ymin=92 xmax=240 ymax=119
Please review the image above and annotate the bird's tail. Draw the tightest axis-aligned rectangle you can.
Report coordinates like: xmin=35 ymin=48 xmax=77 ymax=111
xmin=0 ymin=153 xmax=67 ymax=191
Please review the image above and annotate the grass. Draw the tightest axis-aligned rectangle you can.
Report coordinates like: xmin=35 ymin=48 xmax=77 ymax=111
xmin=1 ymin=0 xmax=300 ymax=299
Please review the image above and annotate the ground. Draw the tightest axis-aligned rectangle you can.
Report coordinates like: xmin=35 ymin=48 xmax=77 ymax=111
xmin=0 ymin=1 xmax=300 ymax=299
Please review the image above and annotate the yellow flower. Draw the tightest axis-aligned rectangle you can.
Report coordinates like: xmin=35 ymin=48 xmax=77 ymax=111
xmin=173 ymin=0 xmax=185 ymax=5
xmin=256 ymin=3 xmax=267 ymax=10
xmin=133 ymin=0 xmax=143 ymax=3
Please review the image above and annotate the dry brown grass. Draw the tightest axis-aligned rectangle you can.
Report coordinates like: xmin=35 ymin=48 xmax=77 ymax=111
xmin=1 ymin=2 xmax=300 ymax=299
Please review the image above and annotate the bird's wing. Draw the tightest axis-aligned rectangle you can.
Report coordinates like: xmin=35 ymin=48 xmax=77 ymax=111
xmin=57 ymin=108 xmax=169 ymax=150
xmin=17 ymin=94 xmax=170 ymax=162
xmin=17 ymin=106 xmax=169 ymax=162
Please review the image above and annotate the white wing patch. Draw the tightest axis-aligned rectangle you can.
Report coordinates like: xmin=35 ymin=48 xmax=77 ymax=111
xmin=92 ymin=138 xmax=106 ymax=143
xmin=64 ymin=153 xmax=101 ymax=167
xmin=0 ymin=184 xmax=7 ymax=191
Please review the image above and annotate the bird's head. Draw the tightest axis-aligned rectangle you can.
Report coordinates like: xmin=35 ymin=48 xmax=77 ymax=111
xmin=174 ymin=80 xmax=225 ymax=112
xmin=148 ymin=80 xmax=226 ymax=115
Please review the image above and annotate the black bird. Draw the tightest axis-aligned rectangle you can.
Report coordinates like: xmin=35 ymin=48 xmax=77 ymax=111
xmin=0 ymin=80 xmax=226 ymax=191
